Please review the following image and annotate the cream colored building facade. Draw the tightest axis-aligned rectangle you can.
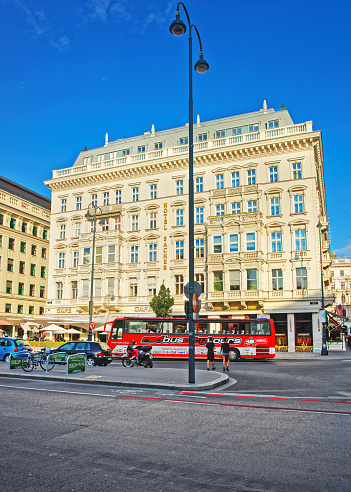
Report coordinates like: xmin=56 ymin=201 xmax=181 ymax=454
xmin=329 ymin=255 xmax=351 ymax=320
xmin=0 ymin=176 xmax=50 ymax=336
xmin=44 ymin=106 xmax=332 ymax=352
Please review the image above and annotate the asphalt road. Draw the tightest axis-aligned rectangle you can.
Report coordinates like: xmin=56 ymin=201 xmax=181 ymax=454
xmin=1 ymin=358 xmax=350 ymax=492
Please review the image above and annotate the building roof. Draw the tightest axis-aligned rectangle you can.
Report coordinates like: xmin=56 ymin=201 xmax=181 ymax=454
xmin=73 ymin=106 xmax=294 ymax=167
xmin=0 ymin=175 xmax=51 ymax=210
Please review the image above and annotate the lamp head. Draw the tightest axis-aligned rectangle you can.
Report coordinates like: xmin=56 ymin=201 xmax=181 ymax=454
xmin=169 ymin=12 xmax=186 ymax=36
xmin=85 ymin=210 xmax=91 ymax=219
xmin=317 ymin=221 xmax=322 ymax=229
xmin=194 ymin=53 xmax=209 ymax=73
xmin=98 ymin=218 xmax=105 ymax=226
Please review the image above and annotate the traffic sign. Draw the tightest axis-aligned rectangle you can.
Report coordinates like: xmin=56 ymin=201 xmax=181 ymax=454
xmin=184 ymin=281 xmax=202 ymax=299
xmin=89 ymin=322 xmax=95 ymax=330
xmin=193 ymin=293 xmax=201 ymax=313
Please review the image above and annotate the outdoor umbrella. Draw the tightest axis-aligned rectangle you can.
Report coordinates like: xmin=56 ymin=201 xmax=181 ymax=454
xmin=40 ymin=324 xmax=65 ymax=332
xmin=52 ymin=327 xmax=68 ymax=333
xmin=21 ymin=322 xmax=40 ymax=332
xmin=65 ymin=328 xmax=81 ymax=334
xmin=92 ymin=326 xmax=106 ymax=332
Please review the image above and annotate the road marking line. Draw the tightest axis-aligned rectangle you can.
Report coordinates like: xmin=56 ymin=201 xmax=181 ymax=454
xmin=178 ymin=395 xmax=207 ymax=399
xmin=0 ymin=384 xmax=116 ymax=398
xmin=181 ymin=391 xmax=351 ymax=404
xmin=2 ymin=383 xmax=350 ymax=415
xmin=117 ymin=394 xmax=351 ymax=415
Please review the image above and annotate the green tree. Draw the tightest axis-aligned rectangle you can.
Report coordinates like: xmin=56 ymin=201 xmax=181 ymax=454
xmin=149 ymin=284 xmax=174 ymax=317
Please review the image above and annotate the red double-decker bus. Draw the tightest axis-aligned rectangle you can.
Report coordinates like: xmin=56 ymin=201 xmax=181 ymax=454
xmin=105 ymin=317 xmax=275 ymax=361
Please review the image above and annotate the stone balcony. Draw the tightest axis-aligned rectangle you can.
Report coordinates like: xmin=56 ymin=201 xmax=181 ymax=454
xmin=52 ymin=121 xmax=313 ymax=179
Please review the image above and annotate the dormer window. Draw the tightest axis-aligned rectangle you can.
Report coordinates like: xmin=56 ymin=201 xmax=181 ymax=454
xmin=267 ymin=120 xmax=279 ymax=129
xmin=249 ymin=124 xmax=259 ymax=132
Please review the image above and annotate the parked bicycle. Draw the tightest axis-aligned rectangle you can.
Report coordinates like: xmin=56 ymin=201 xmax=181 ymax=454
xmin=21 ymin=349 xmax=55 ymax=372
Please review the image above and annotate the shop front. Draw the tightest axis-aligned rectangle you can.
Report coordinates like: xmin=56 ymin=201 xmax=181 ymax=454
xmin=295 ymin=313 xmax=313 ymax=351
xmin=271 ymin=313 xmax=288 ymax=352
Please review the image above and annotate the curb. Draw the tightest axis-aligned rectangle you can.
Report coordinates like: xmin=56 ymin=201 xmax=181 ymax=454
xmin=0 ymin=371 xmax=228 ymax=391
xmin=274 ymin=354 xmax=351 ymax=361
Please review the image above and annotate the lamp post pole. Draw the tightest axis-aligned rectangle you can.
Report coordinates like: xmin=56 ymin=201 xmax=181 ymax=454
xmin=169 ymin=3 xmax=209 ymax=383
xmin=85 ymin=204 xmax=104 ymax=342
xmin=317 ymin=219 xmax=328 ymax=356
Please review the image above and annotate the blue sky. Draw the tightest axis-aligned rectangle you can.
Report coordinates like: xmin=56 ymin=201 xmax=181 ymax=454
xmin=1 ymin=0 xmax=350 ymax=256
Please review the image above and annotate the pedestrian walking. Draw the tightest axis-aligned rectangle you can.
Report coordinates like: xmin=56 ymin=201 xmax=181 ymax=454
xmin=347 ymin=334 xmax=351 ymax=350
xmin=206 ymin=336 xmax=215 ymax=370
xmin=221 ymin=337 xmax=230 ymax=372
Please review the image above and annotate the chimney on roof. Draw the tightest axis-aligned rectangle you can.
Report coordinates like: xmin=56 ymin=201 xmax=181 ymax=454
xmin=151 ymin=124 xmax=155 ymax=135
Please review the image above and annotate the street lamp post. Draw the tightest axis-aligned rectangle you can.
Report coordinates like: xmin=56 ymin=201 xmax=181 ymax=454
xmin=85 ymin=204 xmax=104 ymax=341
xmin=169 ymin=3 xmax=209 ymax=384
xmin=317 ymin=219 xmax=328 ymax=356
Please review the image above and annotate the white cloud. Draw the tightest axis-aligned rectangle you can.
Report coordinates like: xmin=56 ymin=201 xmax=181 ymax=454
xmin=334 ymin=240 xmax=351 ymax=258
xmin=12 ymin=0 xmax=50 ymax=37
xmin=10 ymin=0 xmax=72 ymax=52
xmin=83 ymin=0 xmax=174 ymax=30
xmin=50 ymin=35 xmax=71 ymax=53
xmin=85 ymin=0 xmax=131 ymax=22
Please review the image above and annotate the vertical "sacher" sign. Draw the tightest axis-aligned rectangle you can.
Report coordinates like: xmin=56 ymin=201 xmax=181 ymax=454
xmin=163 ymin=202 xmax=168 ymax=270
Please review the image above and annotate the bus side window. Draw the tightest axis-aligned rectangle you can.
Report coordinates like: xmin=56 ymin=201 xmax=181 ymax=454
xmin=163 ymin=322 xmax=172 ymax=333
xmin=244 ymin=323 xmax=250 ymax=334
xmin=175 ymin=324 xmax=186 ymax=333
xmin=198 ymin=323 xmax=207 ymax=333
xmin=211 ymin=323 xmax=220 ymax=334
xmin=146 ymin=323 xmax=158 ymax=333
xmin=222 ymin=323 xmax=229 ymax=334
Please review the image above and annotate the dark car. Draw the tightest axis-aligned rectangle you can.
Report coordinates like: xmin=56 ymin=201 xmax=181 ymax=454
xmin=52 ymin=341 xmax=113 ymax=367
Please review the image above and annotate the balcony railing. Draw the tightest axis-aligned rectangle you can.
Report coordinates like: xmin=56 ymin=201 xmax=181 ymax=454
xmin=52 ymin=121 xmax=313 ymax=179
xmin=207 ymin=212 xmax=262 ymax=226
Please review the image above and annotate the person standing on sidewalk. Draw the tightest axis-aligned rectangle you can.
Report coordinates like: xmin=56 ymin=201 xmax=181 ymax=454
xmin=221 ymin=337 xmax=231 ymax=372
xmin=206 ymin=336 xmax=215 ymax=371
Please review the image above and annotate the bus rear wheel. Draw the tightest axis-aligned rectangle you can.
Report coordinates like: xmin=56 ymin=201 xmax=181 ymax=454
xmin=229 ymin=349 xmax=240 ymax=362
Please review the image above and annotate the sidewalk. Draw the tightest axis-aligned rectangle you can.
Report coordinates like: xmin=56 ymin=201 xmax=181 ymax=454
xmin=275 ymin=350 xmax=351 ymax=360
xmin=1 ymin=351 xmax=350 ymax=391
xmin=0 ymin=363 xmax=229 ymax=391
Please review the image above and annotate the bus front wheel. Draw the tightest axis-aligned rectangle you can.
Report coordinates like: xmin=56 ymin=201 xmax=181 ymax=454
xmin=229 ymin=349 xmax=240 ymax=362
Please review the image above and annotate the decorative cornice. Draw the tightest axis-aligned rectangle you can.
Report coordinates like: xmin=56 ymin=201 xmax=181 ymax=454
xmin=46 ymin=134 xmax=319 ymax=193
